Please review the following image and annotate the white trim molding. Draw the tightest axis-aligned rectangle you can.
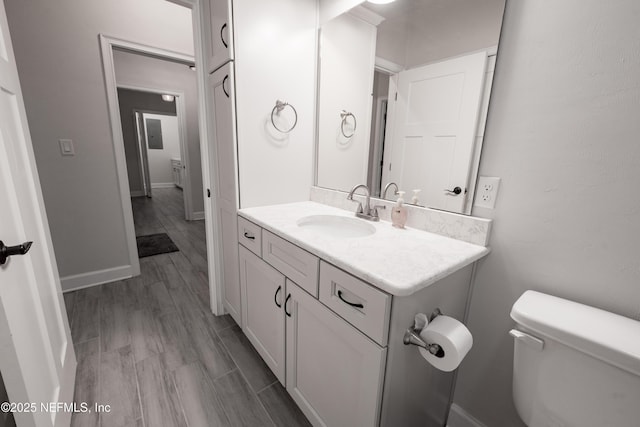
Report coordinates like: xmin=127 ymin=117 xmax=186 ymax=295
xmin=151 ymin=182 xmax=177 ymax=189
xmin=447 ymin=404 xmax=487 ymax=427
xmin=99 ymin=34 xmax=197 ymax=281
xmin=61 ymin=265 xmax=134 ymax=292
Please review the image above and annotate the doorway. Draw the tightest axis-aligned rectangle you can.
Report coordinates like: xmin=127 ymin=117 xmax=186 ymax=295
xmin=106 ymin=42 xmax=211 ymax=305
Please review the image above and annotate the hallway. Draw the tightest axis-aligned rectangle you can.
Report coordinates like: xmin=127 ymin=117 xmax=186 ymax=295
xmin=64 ymin=188 xmax=310 ymax=427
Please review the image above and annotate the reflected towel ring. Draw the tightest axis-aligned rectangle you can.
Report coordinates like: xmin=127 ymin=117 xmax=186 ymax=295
xmin=340 ymin=110 xmax=357 ymax=138
xmin=271 ymin=100 xmax=298 ymax=133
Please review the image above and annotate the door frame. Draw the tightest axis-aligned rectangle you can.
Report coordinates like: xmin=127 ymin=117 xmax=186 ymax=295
xmin=120 ymin=84 xmax=190 ymax=207
xmin=99 ymin=0 xmax=225 ymax=315
xmin=133 ymin=108 xmax=182 ymax=198
xmin=133 ymin=110 xmax=151 ymax=197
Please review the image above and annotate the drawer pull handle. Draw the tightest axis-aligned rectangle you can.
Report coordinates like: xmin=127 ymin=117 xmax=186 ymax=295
xmin=220 ymin=23 xmax=228 ymax=48
xmin=274 ymin=285 xmax=282 ymax=308
xmin=285 ymin=294 xmax=292 ymax=317
xmin=337 ymin=290 xmax=363 ymax=309
xmin=244 ymin=231 xmax=255 ymax=240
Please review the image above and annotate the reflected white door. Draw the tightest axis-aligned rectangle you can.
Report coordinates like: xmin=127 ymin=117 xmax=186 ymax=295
xmin=0 ymin=3 xmax=76 ymax=427
xmin=382 ymin=52 xmax=487 ymax=213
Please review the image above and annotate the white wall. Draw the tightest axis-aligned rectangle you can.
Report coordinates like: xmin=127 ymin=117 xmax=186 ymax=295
xmin=317 ymin=12 xmax=377 ymax=192
xmin=143 ymin=113 xmax=180 ymax=187
xmin=452 ymin=1 xmax=640 ymax=426
xmin=234 ymin=0 xmax=318 ymax=208
xmin=113 ymin=49 xmax=203 ymax=212
xmin=5 ymin=0 xmax=193 ymax=283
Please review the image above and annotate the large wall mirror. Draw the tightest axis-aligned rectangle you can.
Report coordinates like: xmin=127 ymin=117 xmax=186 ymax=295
xmin=315 ymin=0 xmax=506 ymax=214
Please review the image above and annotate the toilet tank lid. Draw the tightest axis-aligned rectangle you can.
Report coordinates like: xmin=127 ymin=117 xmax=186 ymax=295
xmin=511 ymin=290 xmax=640 ymax=377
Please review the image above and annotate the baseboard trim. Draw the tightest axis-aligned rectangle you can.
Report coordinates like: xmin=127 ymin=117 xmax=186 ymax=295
xmin=130 ymin=190 xmax=145 ymax=197
xmin=151 ymin=182 xmax=176 ymax=189
xmin=61 ymin=265 xmax=134 ymax=292
xmin=447 ymin=404 xmax=487 ymax=427
xmin=192 ymin=211 xmax=205 ymax=220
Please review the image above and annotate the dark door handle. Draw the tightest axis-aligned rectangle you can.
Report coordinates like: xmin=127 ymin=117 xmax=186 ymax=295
xmin=337 ymin=290 xmax=363 ymax=309
xmin=284 ymin=294 xmax=292 ymax=317
xmin=0 ymin=240 xmax=33 ymax=265
xmin=274 ymin=285 xmax=282 ymax=308
xmin=243 ymin=232 xmax=255 ymax=240
xmin=444 ymin=186 xmax=463 ymax=195
xmin=220 ymin=23 xmax=228 ymax=48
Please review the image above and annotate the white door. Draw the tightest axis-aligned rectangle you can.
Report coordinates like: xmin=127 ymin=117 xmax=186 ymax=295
xmin=382 ymin=52 xmax=487 ymax=213
xmin=0 ymin=3 xmax=76 ymax=427
xmin=207 ymin=63 xmax=241 ymax=324
xmin=286 ymin=280 xmax=386 ymax=427
xmin=238 ymin=246 xmax=285 ymax=384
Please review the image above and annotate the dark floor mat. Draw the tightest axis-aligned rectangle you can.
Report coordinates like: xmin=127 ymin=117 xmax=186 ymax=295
xmin=136 ymin=233 xmax=179 ymax=258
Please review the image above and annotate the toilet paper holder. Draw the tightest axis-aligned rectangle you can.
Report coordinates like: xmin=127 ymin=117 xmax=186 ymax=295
xmin=402 ymin=308 xmax=445 ymax=358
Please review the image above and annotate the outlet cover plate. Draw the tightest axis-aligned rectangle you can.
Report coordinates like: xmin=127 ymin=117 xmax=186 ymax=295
xmin=474 ymin=176 xmax=501 ymax=209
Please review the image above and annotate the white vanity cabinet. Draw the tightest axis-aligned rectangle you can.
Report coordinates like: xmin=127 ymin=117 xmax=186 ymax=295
xmin=286 ymin=280 xmax=387 ymax=427
xmin=238 ymin=217 xmax=388 ymax=427
xmin=238 ymin=245 xmax=286 ymax=384
xmin=171 ymin=158 xmax=183 ymax=189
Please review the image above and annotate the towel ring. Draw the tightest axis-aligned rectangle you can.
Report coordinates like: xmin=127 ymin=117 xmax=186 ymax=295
xmin=271 ymin=100 xmax=297 ymax=133
xmin=340 ymin=110 xmax=357 ymax=138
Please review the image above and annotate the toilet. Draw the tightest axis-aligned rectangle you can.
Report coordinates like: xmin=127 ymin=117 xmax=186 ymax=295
xmin=510 ymin=291 xmax=640 ymax=427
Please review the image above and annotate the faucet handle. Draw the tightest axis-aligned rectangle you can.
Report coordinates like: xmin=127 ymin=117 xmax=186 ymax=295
xmin=349 ymin=199 xmax=364 ymax=214
xmin=371 ymin=204 xmax=386 ymax=219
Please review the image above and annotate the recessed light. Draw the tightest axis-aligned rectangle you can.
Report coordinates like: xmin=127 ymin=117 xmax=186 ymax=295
xmin=367 ymin=0 xmax=396 ymax=4
xmin=161 ymin=94 xmax=175 ymax=102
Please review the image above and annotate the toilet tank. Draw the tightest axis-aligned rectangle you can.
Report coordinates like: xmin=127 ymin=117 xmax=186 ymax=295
xmin=510 ymin=291 xmax=640 ymax=427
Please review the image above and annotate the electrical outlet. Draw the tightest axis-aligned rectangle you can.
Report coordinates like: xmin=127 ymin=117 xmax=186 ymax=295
xmin=474 ymin=176 xmax=501 ymax=209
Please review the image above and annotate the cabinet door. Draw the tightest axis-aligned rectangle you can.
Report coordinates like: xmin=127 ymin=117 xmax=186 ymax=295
xmin=208 ymin=64 xmax=241 ymax=324
xmin=239 ymin=246 xmax=286 ymax=384
xmin=286 ymin=280 xmax=387 ymax=427
xmin=208 ymin=0 xmax=234 ymax=72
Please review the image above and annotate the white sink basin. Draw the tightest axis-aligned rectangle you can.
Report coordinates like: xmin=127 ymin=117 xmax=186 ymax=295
xmin=296 ymin=215 xmax=376 ymax=238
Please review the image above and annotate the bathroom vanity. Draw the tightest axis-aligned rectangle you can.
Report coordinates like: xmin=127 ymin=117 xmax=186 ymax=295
xmin=234 ymin=201 xmax=489 ymax=427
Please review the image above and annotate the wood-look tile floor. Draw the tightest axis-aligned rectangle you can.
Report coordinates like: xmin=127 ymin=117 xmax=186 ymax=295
xmin=64 ymin=188 xmax=311 ymax=427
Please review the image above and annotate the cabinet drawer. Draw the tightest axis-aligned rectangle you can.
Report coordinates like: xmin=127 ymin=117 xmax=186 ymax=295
xmin=238 ymin=216 xmax=262 ymax=257
xmin=319 ymin=261 xmax=391 ymax=346
xmin=262 ymin=230 xmax=319 ymax=297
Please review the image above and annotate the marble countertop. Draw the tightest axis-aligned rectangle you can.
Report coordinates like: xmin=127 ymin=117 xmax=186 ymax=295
xmin=238 ymin=201 xmax=490 ymax=297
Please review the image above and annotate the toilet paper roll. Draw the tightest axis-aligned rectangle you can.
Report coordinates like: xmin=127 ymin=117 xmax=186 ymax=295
xmin=418 ymin=315 xmax=473 ymax=372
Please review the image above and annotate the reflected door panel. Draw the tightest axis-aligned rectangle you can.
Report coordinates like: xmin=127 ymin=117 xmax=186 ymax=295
xmin=382 ymin=51 xmax=487 ymax=213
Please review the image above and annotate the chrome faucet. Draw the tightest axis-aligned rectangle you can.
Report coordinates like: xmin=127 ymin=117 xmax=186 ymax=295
xmin=382 ymin=182 xmax=399 ymax=200
xmin=347 ymin=184 xmax=385 ymax=221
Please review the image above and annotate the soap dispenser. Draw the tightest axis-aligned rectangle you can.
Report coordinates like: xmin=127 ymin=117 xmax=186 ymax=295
xmin=411 ymin=189 xmax=421 ymax=205
xmin=391 ymin=191 xmax=408 ymax=229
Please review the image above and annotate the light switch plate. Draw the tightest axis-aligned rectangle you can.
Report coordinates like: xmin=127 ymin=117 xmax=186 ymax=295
xmin=474 ymin=176 xmax=501 ymax=209
xmin=59 ymin=139 xmax=75 ymax=156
